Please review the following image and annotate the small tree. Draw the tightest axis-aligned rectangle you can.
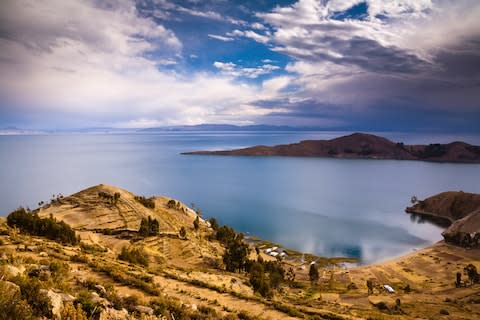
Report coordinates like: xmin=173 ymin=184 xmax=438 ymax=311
xmin=411 ymin=195 xmax=418 ymax=204
xmin=193 ymin=215 xmax=200 ymax=230
xmin=113 ymin=192 xmax=121 ymax=205
xmin=367 ymin=279 xmax=374 ymax=295
xmin=286 ymin=267 xmax=296 ymax=284
xmin=223 ymin=234 xmax=249 ymax=272
xmin=464 ymin=264 xmax=479 ymax=285
xmin=138 ymin=216 xmax=159 ymax=237
xmin=456 ymin=272 xmax=462 ymax=288
xmin=249 ymin=262 xmax=272 ymax=298
xmin=179 ymin=226 xmax=187 ymax=239
xmin=209 ymin=217 xmax=219 ymax=231
xmin=309 ymin=263 xmax=319 ymax=285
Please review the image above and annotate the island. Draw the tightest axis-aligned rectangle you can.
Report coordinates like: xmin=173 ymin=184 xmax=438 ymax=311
xmin=183 ymin=132 xmax=480 ymax=163
xmin=1 ymin=185 xmax=479 ymax=319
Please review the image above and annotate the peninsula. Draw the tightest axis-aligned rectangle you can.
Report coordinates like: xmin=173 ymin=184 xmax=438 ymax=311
xmin=183 ymin=132 xmax=480 ymax=163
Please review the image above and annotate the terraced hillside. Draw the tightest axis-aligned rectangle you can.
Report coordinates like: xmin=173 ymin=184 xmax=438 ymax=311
xmin=1 ymin=185 xmax=479 ymax=320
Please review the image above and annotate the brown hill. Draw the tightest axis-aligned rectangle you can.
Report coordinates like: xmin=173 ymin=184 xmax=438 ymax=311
xmin=36 ymin=184 xmax=200 ymax=232
xmin=406 ymin=191 xmax=480 ymax=247
xmin=183 ymin=132 xmax=480 ymax=163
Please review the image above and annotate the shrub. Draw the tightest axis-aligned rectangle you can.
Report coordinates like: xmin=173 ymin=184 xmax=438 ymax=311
xmin=61 ymin=302 xmax=87 ymax=320
xmin=11 ymin=276 xmax=52 ymax=318
xmin=71 ymin=254 xmax=89 ymax=264
xmin=249 ymin=262 xmax=272 ymax=298
xmin=139 ymin=216 xmax=159 ymax=236
xmin=464 ymin=264 xmax=479 ymax=285
xmin=440 ymin=309 xmax=449 ymax=315
xmin=179 ymin=226 xmax=187 ymax=239
xmin=80 ymin=242 xmax=108 ymax=254
xmin=134 ymin=196 xmax=155 ymax=209
xmin=0 ymin=280 xmax=34 ymax=320
xmin=209 ymin=217 xmax=219 ymax=231
xmin=309 ymin=264 xmax=319 ymax=285
xmin=118 ymin=246 xmax=149 ymax=267
xmin=75 ymin=290 xmax=103 ymax=318
xmin=193 ymin=215 xmax=200 ymax=230
xmin=6 ymin=208 xmax=78 ymax=245
xmin=223 ymin=234 xmax=249 ymax=273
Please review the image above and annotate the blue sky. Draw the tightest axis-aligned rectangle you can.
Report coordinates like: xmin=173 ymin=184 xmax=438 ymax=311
xmin=0 ymin=0 xmax=479 ymax=131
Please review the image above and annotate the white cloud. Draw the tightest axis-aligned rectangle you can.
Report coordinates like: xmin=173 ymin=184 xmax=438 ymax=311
xmin=208 ymin=34 xmax=234 ymax=41
xmin=226 ymin=29 xmax=270 ymax=44
xmin=213 ymin=61 xmax=280 ymax=79
xmin=262 ymin=76 xmax=292 ymax=94
xmin=0 ymin=0 xmax=284 ymax=127
xmin=251 ymin=22 xmax=266 ymax=30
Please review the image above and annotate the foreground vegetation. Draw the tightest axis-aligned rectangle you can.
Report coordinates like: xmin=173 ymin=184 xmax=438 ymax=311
xmin=1 ymin=185 xmax=479 ymax=320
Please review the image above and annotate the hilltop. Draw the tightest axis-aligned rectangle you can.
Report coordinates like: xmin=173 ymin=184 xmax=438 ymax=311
xmin=183 ymin=132 xmax=480 ymax=163
xmin=1 ymin=185 xmax=479 ymax=319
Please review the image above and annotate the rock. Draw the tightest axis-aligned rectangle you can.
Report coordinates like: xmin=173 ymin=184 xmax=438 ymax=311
xmin=17 ymin=244 xmax=26 ymax=251
xmin=94 ymin=284 xmax=107 ymax=295
xmin=45 ymin=290 xmax=64 ymax=319
xmin=134 ymin=305 xmax=154 ymax=315
xmin=39 ymin=251 xmax=49 ymax=257
xmin=26 ymin=246 xmax=37 ymax=252
xmin=5 ymin=264 xmax=25 ymax=277
xmin=347 ymin=282 xmax=358 ymax=290
xmin=91 ymin=292 xmax=109 ymax=307
xmin=41 ymin=289 xmax=76 ymax=319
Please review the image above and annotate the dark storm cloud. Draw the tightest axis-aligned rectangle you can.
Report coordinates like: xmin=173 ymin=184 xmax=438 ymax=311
xmin=276 ymin=35 xmax=429 ymax=74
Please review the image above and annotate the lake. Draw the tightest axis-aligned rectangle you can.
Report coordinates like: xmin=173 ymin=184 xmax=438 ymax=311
xmin=1 ymin=131 xmax=480 ymax=263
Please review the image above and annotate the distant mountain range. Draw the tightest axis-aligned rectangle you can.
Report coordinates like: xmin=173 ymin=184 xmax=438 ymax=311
xmin=183 ymin=132 xmax=480 ymax=163
xmin=0 ymin=124 xmax=324 ymax=135
xmin=139 ymin=124 xmax=323 ymax=132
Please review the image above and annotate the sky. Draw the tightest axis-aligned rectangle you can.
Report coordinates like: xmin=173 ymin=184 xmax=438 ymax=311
xmin=0 ymin=0 xmax=479 ymax=131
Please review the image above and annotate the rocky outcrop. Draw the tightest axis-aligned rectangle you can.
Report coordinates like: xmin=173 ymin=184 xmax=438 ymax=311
xmin=442 ymin=210 xmax=480 ymax=248
xmin=183 ymin=132 xmax=480 ymax=163
xmin=406 ymin=192 xmax=480 ymax=248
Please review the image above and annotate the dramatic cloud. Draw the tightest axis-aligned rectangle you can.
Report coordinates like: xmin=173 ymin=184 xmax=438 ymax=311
xmin=0 ymin=0 xmax=284 ymax=128
xmin=0 ymin=0 xmax=479 ymax=131
xmin=255 ymin=0 xmax=480 ymax=128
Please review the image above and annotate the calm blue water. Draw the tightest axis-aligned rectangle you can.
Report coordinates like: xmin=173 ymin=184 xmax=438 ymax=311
xmin=1 ymin=131 xmax=480 ymax=263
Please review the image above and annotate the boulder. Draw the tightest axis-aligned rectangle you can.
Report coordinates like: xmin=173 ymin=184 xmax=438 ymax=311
xmin=94 ymin=284 xmax=107 ymax=295
xmin=5 ymin=264 xmax=25 ymax=277
xmin=134 ymin=305 xmax=154 ymax=315
xmin=40 ymin=289 xmax=76 ymax=319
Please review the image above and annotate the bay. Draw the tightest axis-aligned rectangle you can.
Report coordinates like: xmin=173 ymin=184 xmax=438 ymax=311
xmin=1 ymin=131 xmax=479 ymax=263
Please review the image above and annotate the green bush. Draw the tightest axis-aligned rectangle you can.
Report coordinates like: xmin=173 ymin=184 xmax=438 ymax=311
xmin=11 ymin=276 xmax=53 ymax=318
xmin=139 ymin=216 xmax=159 ymax=236
xmin=0 ymin=281 xmax=34 ymax=320
xmin=118 ymin=246 xmax=149 ymax=267
xmin=75 ymin=290 xmax=103 ymax=318
xmin=7 ymin=208 xmax=78 ymax=245
xmin=134 ymin=196 xmax=155 ymax=209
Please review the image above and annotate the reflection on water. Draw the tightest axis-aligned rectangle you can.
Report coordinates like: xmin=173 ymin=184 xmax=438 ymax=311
xmin=0 ymin=131 xmax=479 ymax=263
xmin=409 ymin=212 xmax=451 ymax=229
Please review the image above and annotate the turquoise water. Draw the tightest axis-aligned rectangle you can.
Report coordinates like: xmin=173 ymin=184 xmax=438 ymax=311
xmin=1 ymin=131 xmax=479 ymax=263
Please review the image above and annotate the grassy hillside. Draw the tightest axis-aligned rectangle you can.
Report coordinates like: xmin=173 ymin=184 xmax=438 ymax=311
xmin=1 ymin=185 xmax=479 ymax=319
